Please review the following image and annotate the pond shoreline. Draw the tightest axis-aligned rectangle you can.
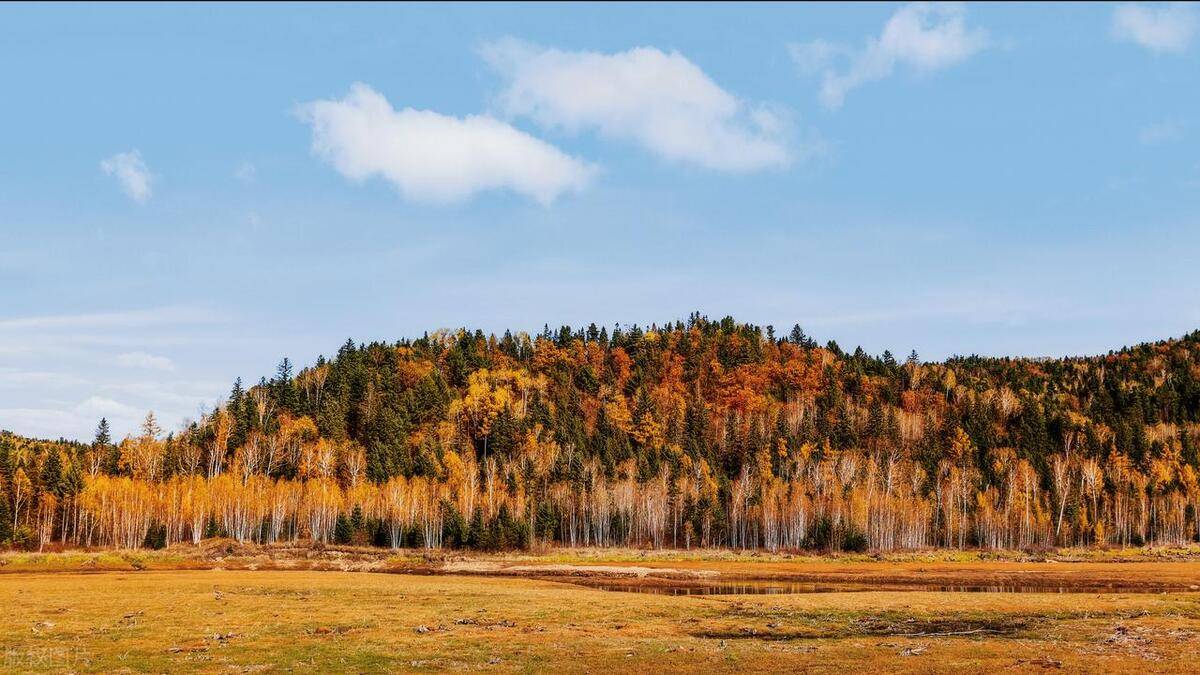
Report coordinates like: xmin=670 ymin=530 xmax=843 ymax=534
xmin=5 ymin=541 xmax=1200 ymax=595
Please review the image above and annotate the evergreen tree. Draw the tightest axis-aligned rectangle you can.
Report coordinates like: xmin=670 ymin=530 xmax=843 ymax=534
xmin=334 ymin=513 xmax=353 ymax=545
xmin=0 ymin=489 xmax=11 ymax=542
xmin=94 ymin=418 xmax=111 ymax=447
xmin=40 ymin=449 xmax=64 ymax=497
xmin=94 ymin=418 xmax=119 ymax=474
xmin=274 ymin=358 xmax=299 ymax=413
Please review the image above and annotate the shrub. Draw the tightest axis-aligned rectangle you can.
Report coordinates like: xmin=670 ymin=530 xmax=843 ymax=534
xmin=9 ymin=526 xmax=36 ymax=551
xmin=142 ymin=524 xmax=167 ymax=550
xmin=841 ymin=527 xmax=868 ymax=553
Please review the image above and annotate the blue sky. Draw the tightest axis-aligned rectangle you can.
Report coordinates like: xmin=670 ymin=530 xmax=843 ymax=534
xmin=2 ymin=2 xmax=1199 ymax=441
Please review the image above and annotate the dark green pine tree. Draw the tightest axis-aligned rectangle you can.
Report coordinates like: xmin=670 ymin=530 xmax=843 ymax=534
xmin=0 ymin=437 xmax=11 ymax=484
xmin=228 ymin=378 xmax=248 ymax=448
xmin=62 ymin=464 xmax=84 ymax=500
xmin=866 ymin=400 xmax=885 ymax=448
xmin=0 ymin=486 xmax=10 ymax=542
xmin=41 ymin=449 xmax=64 ymax=497
xmin=348 ymin=505 xmax=367 ymax=544
xmin=333 ymin=512 xmax=353 ymax=545
xmin=683 ymin=397 xmax=710 ymax=464
xmin=274 ymin=358 xmax=299 ymax=414
xmin=94 ymin=417 xmax=111 ymax=447
xmin=93 ymin=418 xmax=118 ymax=475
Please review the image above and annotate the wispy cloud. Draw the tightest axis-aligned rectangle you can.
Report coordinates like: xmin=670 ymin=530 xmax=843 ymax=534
xmin=0 ymin=397 xmax=142 ymax=441
xmin=234 ymin=161 xmax=258 ymax=184
xmin=483 ymin=39 xmax=793 ymax=172
xmin=0 ymin=306 xmax=231 ymax=439
xmin=791 ymin=2 xmax=990 ymax=110
xmin=0 ymin=369 xmax=90 ymax=389
xmin=75 ymin=395 xmax=141 ymax=420
xmin=1112 ymin=3 xmax=1197 ymax=54
xmin=297 ymin=83 xmax=595 ymax=205
xmin=1139 ymin=119 xmax=1184 ymax=145
xmin=0 ymin=307 xmax=223 ymax=331
xmin=100 ymin=150 xmax=154 ymax=203
xmin=116 ymin=351 xmax=176 ymax=372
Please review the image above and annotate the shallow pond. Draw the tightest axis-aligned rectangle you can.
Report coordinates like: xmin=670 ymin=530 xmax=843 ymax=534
xmin=562 ymin=578 xmax=1198 ymax=596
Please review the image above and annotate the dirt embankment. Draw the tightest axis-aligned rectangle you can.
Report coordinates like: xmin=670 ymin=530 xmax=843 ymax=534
xmin=436 ymin=559 xmax=1200 ymax=593
xmin=4 ymin=541 xmax=1200 ymax=593
xmin=441 ymin=560 xmax=719 ymax=580
xmin=0 ymin=540 xmax=405 ymax=575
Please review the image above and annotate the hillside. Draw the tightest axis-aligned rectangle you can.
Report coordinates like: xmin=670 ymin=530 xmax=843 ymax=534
xmin=3 ymin=314 xmax=1200 ymax=551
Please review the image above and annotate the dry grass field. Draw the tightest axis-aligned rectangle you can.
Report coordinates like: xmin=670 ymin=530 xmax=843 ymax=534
xmin=3 ymin=547 xmax=1200 ymax=673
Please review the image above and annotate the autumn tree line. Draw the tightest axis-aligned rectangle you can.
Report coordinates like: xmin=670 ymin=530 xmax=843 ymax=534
xmin=3 ymin=314 xmax=1200 ymax=553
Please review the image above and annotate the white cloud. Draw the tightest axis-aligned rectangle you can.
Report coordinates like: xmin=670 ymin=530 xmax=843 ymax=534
xmin=0 ymin=307 xmax=222 ymax=331
xmin=792 ymin=2 xmax=990 ymax=110
xmin=0 ymin=369 xmax=89 ymax=389
xmin=482 ymin=39 xmax=792 ymax=172
xmin=1139 ymin=119 xmax=1184 ymax=145
xmin=297 ymin=83 xmax=595 ymax=205
xmin=75 ymin=395 xmax=140 ymax=420
xmin=0 ymin=305 xmax=230 ymax=441
xmin=0 ymin=408 xmax=92 ymax=440
xmin=116 ymin=351 xmax=176 ymax=371
xmin=0 ymin=397 xmax=141 ymax=441
xmin=789 ymin=39 xmax=846 ymax=76
xmin=100 ymin=150 xmax=154 ymax=203
xmin=235 ymin=161 xmax=257 ymax=183
xmin=1112 ymin=3 xmax=1197 ymax=54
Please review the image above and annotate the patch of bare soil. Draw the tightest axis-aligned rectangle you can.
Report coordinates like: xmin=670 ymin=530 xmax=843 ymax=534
xmin=1078 ymin=623 xmax=1200 ymax=661
xmin=849 ymin=615 xmax=1033 ymax=637
xmin=167 ymin=631 xmax=241 ymax=653
xmin=691 ymin=616 xmax=1032 ymax=641
xmin=691 ymin=605 xmax=1036 ymax=642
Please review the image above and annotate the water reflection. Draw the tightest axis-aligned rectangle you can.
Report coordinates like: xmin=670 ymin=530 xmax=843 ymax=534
xmin=564 ymin=579 xmax=1192 ymax=596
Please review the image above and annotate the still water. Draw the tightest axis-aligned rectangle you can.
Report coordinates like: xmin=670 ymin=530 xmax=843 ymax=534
xmin=563 ymin=579 xmax=1195 ymax=596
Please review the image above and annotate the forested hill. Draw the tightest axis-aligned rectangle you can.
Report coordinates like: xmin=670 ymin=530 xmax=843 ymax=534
xmin=3 ymin=315 xmax=1200 ymax=552
xmin=200 ymin=316 xmax=1200 ymax=482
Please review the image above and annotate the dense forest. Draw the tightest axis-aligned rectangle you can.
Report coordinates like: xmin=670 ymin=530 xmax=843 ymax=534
xmin=4 ymin=314 xmax=1200 ymax=553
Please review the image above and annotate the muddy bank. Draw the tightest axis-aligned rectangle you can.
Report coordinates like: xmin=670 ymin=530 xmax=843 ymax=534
xmin=439 ymin=560 xmax=719 ymax=580
xmin=656 ymin=564 xmax=1200 ymax=593
xmin=4 ymin=541 xmax=1200 ymax=594
xmin=430 ymin=562 xmax=1200 ymax=594
xmin=425 ymin=556 xmax=1200 ymax=593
